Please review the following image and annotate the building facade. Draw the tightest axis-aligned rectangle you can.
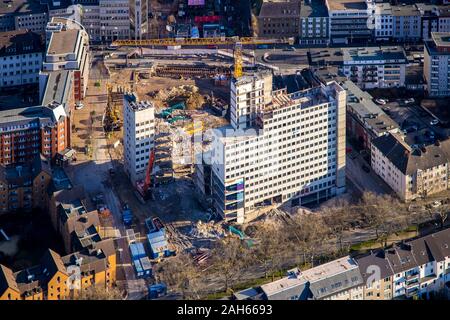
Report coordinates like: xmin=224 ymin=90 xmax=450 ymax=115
xmin=257 ymin=0 xmax=301 ymax=38
xmin=0 ymin=0 xmax=48 ymax=34
xmin=299 ymin=0 xmax=330 ymax=45
xmin=424 ymin=32 xmax=450 ymax=97
xmin=342 ymin=46 xmax=407 ymax=89
xmin=326 ymin=0 xmax=373 ymax=44
xmin=374 ymin=3 xmax=393 ymax=42
xmin=123 ymin=92 xmax=155 ymax=186
xmin=0 ymin=30 xmax=44 ymax=88
xmin=391 ymin=5 xmax=421 ymax=42
xmin=210 ymin=69 xmax=346 ymax=223
xmin=371 ymin=133 xmax=450 ymax=201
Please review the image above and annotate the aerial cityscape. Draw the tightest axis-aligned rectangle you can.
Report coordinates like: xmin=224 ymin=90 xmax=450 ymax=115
xmin=1 ymin=0 xmax=450 ymax=304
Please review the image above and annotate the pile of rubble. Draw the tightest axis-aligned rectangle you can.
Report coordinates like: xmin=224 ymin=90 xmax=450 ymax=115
xmin=189 ymin=221 xmax=227 ymax=239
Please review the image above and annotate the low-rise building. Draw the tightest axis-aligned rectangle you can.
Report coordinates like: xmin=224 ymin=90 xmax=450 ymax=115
xmin=123 ymin=92 xmax=155 ymax=186
xmin=0 ymin=30 xmax=44 ymax=88
xmin=260 ymin=256 xmax=364 ymax=300
xmin=257 ymin=0 xmax=301 ymax=38
xmin=299 ymin=0 xmax=330 ymax=45
xmin=342 ymin=46 xmax=407 ymax=89
xmin=424 ymin=32 xmax=450 ymax=97
xmin=0 ymin=238 xmax=116 ymax=300
xmin=371 ymin=133 xmax=450 ymax=201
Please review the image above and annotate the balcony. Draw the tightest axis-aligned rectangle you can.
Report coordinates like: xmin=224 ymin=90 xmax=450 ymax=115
xmin=405 ymin=272 xmax=420 ymax=281
xmin=405 ymin=279 xmax=419 ymax=289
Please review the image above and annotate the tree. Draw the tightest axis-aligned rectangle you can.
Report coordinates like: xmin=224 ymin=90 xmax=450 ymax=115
xmin=71 ymin=285 xmax=124 ymax=300
xmin=251 ymin=224 xmax=287 ymax=281
xmin=210 ymin=237 xmax=250 ymax=292
xmin=154 ymin=253 xmax=201 ymax=300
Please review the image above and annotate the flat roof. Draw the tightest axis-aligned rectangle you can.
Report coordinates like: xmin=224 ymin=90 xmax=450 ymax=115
xmin=326 ymin=0 xmax=367 ymax=11
xmin=431 ymin=32 xmax=450 ymax=48
xmin=300 ymin=0 xmax=328 ymax=17
xmin=47 ymin=29 xmax=80 ymax=55
xmin=343 ymin=46 xmax=407 ymax=63
xmin=41 ymin=70 xmax=73 ymax=106
xmin=391 ymin=4 xmax=420 ymax=16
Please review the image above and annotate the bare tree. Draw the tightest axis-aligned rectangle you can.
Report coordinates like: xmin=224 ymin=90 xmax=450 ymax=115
xmin=154 ymin=253 xmax=201 ymax=300
xmin=210 ymin=237 xmax=250 ymax=292
xmin=70 ymin=285 xmax=124 ymax=300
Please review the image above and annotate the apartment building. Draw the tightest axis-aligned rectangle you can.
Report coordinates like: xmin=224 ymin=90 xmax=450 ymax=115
xmin=374 ymin=3 xmax=393 ymax=41
xmin=123 ymin=93 xmax=155 ymax=186
xmin=0 ymin=30 xmax=44 ymax=88
xmin=424 ymin=32 xmax=450 ymax=97
xmin=42 ymin=17 xmax=90 ymax=102
xmin=342 ymin=46 xmax=407 ymax=89
xmin=299 ymin=0 xmax=330 ymax=45
xmin=371 ymin=133 xmax=450 ymax=201
xmin=210 ymin=69 xmax=346 ymax=223
xmin=257 ymin=0 xmax=301 ymax=38
xmin=392 ymin=5 xmax=421 ymax=42
xmin=325 ymin=0 xmax=373 ymax=44
xmin=260 ymin=256 xmax=364 ymax=300
xmin=0 ymin=0 xmax=48 ymax=34
xmin=0 ymin=155 xmax=52 ymax=213
xmin=343 ymin=81 xmax=399 ymax=151
xmin=0 ymin=238 xmax=116 ymax=300
xmin=356 ymin=250 xmax=394 ymax=300
xmin=238 ymin=228 xmax=450 ymax=301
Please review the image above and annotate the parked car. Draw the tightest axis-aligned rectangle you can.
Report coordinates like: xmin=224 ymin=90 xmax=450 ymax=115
xmin=430 ymin=119 xmax=439 ymax=126
xmin=405 ymin=98 xmax=415 ymax=104
xmin=375 ymin=98 xmax=387 ymax=105
xmin=75 ymin=102 xmax=84 ymax=110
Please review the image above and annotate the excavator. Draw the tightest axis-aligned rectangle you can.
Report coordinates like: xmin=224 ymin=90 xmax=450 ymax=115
xmin=136 ymin=149 xmax=156 ymax=201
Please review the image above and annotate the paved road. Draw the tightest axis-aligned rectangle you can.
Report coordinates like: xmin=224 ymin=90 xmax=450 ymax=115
xmin=346 ymin=152 xmax=392 ymax=195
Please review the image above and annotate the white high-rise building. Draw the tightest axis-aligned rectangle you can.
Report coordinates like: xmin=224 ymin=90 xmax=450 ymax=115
xmin=123 ymin=92 xmax=155 ymax=185
xmin=210 ymin=70 xmax=346 ymax=224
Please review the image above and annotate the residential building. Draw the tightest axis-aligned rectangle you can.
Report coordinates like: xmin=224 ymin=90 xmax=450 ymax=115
xmin=343 ymin=80 xmax=399 ymax=151
xmin=260 ymin=256 xmax=364 ymax=300
xmin=371 ymin=133 xmax=450 ymax=201
xmin=299 ymin=0 xmax=330 ymax=45
xmin=424 ymin=32 xmax=450 ymax=97
xmin=0 ymin=155 xmax=52 ymax=213
xmin=0 ymin=238 xmax=116 ymax=300
xmin=325 ymin=0 xmax=374 ymax=44
xmin=210 ymin=69 xmax=346 ymax=223
xmin=0 ymin=30 xmax=44 ymax=88
xmin=257 ymin=0 xmax=301 ymax=38
xmin=342 ymin=46 xmax=408 ymax=89
xmin=0 ymin=102 xmax=71 ymax=165
xmin=123 ymin=92 xmax=155 ymax=186
xmin=42 ymin=17 xmax=90 ymax=102
xmin=239 ymin=227 xmax=450 ymax=300
xmin=0 ymin=0 xmax=48 ymax=34
xmin=391 ymin=5 xmax=421 ymax=42
xmin=356 ymin=250 xmax=394 ymax=300
xmin=374 ymin=3 xmax=393 ymax=41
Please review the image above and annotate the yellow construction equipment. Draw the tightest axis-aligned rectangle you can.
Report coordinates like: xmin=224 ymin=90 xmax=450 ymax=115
xmin=184 ymin=121 xmax=203 ymax=135
xmin=112 ymin=36 xmax=294 ymax=80
xmin=112 ymin=36 xmax=294 ymax=47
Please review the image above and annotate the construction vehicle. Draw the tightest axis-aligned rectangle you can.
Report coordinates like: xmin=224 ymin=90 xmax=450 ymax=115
xmin=104 ymin=83 xmax=122 ymax=132
xmin=136 ymin=149 xmax=155 ymax=201
xmin=112 ymin=36 xmax=295 ymax=79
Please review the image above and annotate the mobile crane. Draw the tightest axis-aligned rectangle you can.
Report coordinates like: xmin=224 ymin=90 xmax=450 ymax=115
xmin=136 ymin=149 xmax=156 ymax=201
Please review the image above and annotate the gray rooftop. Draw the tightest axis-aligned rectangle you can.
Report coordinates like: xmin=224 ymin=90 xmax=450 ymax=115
xmin=41 ymin=70 xmax=73 ymax=107
xmin=391 ymin=4 xmax=420 ymax=16
xmin=343 ymin=46 xmax=407 ymax=64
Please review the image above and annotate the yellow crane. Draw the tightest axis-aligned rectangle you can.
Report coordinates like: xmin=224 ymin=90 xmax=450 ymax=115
xmin=112 ymin=36 xmax=294 ymax=79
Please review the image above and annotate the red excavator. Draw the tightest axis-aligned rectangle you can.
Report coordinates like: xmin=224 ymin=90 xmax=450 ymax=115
xmin=136 ymin=149 xmax=155 ymax=201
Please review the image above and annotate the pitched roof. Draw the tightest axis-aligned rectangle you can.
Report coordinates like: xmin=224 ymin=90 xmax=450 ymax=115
xmin=385 ymin=243 xmax=419 ymax=274
xmin=0 ymin=264 xmax=19 ymax=295
xmin=372 ymin=133 xmax=450 ymax=175
xmin=259 ymin=0 xmax=301 ymax=18
xmin=0 ymin=30 xmax=43 ymax=57
xmin=356 ymin=250 xmax=395 ymax=282
xmin=40 ymin=249 xmax=67 ymax=277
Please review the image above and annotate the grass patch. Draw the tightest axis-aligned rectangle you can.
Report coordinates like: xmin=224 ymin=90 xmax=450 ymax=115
xmin=94 ymin=81 xmax=101 ymax=87
xmin=350 ymin=238 xmax=380 ymax=252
